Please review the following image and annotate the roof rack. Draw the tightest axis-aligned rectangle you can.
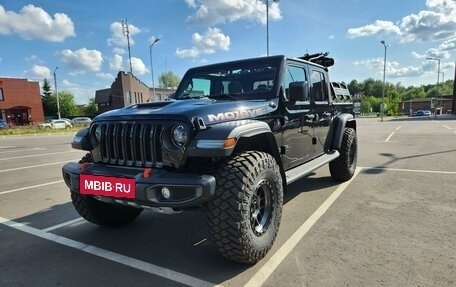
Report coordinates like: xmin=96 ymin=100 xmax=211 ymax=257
xmin=298 ymin=52 xmax=334 ymax=67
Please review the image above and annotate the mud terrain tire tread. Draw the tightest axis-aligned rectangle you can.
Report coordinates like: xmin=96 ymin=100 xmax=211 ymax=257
xmin=206 ymin=151 xmax=283 ymax=264
xmin=329 ymin=127 xmax=357 ymax=182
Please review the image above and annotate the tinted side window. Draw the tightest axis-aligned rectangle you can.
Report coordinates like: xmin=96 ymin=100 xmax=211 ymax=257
xmin=284 ymin=65 xmax=308 ymax=101
xmin=311 ymin=70 xmax=328 ymax=102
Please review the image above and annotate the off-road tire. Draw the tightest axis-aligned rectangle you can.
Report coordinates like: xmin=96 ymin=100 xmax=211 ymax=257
xmin=206 ymin=151 xmax=283 ymax=264
xmin=71 ymin=192 xmax=142 ymax=227
xmin=71 ymin=153 xmax=142 ymax=227
xmin=329 ymin=127 xmax=357 ymax=181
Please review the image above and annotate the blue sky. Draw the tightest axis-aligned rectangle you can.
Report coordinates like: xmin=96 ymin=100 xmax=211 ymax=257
xmin=1 ymin=0 xmax=455 ymax=104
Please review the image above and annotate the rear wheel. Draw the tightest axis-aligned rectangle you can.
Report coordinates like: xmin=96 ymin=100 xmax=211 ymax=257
xmin=329 ymin=128 xmax=357 ymax=181
xmin=206 ymin=151 xmax=283 ymax=263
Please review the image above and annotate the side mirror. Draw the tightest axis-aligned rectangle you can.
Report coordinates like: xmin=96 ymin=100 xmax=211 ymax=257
xmin=289 ymin=81 xmax=309 ymax=102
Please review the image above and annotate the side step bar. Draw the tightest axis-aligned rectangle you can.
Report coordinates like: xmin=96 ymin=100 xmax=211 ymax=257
xmin=285 ymin=151 xmax=340 ymax=185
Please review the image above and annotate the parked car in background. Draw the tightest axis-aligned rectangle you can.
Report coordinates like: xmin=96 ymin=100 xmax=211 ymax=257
xmin=61 ymin=118 xmax=74 ymax=128
xmin=0 ymin=119 xmax=10 ymax=129
xmin=423 ymin=110 xmax=431 ymax=116
xmin=38 ymin=119 xmax=69 ymax=129
xmin=71 ymin=117 xmax=92 ymax=127
xmin=415 ymin=110 xmax=425 ymax=116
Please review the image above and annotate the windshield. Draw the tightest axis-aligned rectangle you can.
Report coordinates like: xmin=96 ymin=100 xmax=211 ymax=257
xmin=173 ymin=60 xmax=279 ymax=101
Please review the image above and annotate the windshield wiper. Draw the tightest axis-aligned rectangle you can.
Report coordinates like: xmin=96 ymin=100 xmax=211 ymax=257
xmin=178 ymin=93 xmax=206 ymax=100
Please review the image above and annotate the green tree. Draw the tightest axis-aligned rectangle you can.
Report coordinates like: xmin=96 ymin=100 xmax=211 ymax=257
xmin=80 ymin=97 xmax=98 ymax=117
xmin=158 ymin=71 xmax=180 ymax=88
xmin=385 ymin=90 xmax=401 ymax=115
xmin=42 ymin=78 xmax=52 ymax=97
xmin=58 ymin=91 xmax=78 ymax=117
xmin=42 ymin=90 xmax=78 ymax=118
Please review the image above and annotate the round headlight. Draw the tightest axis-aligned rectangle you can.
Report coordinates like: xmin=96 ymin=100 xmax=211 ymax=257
xmin=95 ymin=125 xmax=102 ymax=141
xmin=171 ymin=125 xmax=188 ymax=147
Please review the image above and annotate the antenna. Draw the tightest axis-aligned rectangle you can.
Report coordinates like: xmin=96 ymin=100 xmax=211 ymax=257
xmin=121 ymin=19 xmax=133 ymax=74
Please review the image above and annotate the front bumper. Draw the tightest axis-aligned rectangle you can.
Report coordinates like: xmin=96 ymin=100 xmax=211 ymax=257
xmin=62 ymin=162 xmax=216 ymax=210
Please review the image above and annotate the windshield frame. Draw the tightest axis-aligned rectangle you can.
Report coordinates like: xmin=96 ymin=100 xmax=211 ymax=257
xmin=172 ymin=56 xmax=284 ymax=101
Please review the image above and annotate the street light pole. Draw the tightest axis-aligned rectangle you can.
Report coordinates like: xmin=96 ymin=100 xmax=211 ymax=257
xmin=426 ymin=57 xmax=441 ymax=117
xmin=380 ymin=40 xmax=389 ymax=122
xmin=53 ymin=66 xmax=61 ymax=119
xmin=265 ymin=0 xmax=279 ymax=57
xmin=149 ymin=38 xmax=160 ymax=101
xmin=440 ymin=72 xmax=445 ymax=113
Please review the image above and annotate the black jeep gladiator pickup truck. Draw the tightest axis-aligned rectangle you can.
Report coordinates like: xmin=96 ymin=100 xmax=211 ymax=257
xmin=62 ymin=53 xmax=357 ymax=264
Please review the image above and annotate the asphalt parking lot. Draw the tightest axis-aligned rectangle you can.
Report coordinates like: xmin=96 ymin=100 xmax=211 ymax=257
xmin=1 ymin=116 xmax=456 ymax=287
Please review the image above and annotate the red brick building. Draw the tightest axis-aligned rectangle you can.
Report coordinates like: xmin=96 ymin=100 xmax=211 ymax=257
xmin=95 ymin=71 xmax=176 ymax=114
xmin=0 ymin=77 xmax=45 ymax=125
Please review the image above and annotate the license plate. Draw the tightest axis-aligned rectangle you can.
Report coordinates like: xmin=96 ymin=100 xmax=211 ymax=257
xmin=80 ymin=174 xmax=136 ymax=199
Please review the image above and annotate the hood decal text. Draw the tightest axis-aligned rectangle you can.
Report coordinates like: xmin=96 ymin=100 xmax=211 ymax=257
xmin=207 ymin=108 xmax=265 ymax=122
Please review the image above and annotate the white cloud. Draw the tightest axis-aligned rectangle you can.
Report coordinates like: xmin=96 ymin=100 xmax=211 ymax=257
xmin=425 ymin=48 xmax=451 ymax=59
xmin=57 ymin=48 xmax=103 ymax=73
xmin=412 ymin=48 xmax=451 ymax=59
xmin=347 ymin=0 xmax=456 ymax=43
xmin=347 ymin=20 xmax=402 ymax=38
xmin=0 ymin=4 xmax=75 ymax=42
xmin=96 ymin=72 xmax=115 ymax=80
xmin=24 ymin=55 xmax=39 ymax=62
xmin=24 ymin=64 xmax=51 ymax=80
xmin=411 ymin=51 xmax=426 ymax=59
xmin=108 ymin=54 xmax=148 ymax=75
xmin=110 ymin=54 xmax=123 ymax=70
xmin=186 ymin=0 xmax=281 ymax=26
xmin=60 ymin=79 xmax=96 ymax=104
xmin=438 ymin=37 xmax=456 ymax=51
xmin=400 ymin=10 xmax=455 ymax=42
xmin=176 ymin=27 xmax=230 ymax=58
xmin=131 ymin=57 xmax=149 ymax=76
xmin=354 ymin=58 xmax=423 ymax=78
xmin=112 ymin=47 xmax=126 ymax=55
xmin=107 ymin=21 xmax=141 ymax=47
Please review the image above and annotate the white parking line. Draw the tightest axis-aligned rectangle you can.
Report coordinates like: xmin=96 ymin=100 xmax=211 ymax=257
xmin=42 ymin=218 xmax=85 ymax=232
xmin=395 ymin=126 xmax=402 ymax=131
xmin=0 ymin=216 xmax=222 ymax=287
xmin=359 ymin=166 xmax=456 ymax=175
xmin=0 ymin=150 xmax=77 ymax=161
xmin=0 ymin=180 xmax=64 ymax=195
xmin=0 ymin=146 xmax=16 ymax=149
xmin=0 ymin=160 xmax=79 ymax=173
xmin=0 ymin=147 xmax=45 ymax=154
xmin=385 ymin=131 xmax=395 ymax=142
xmin=443 ymin=125 xmax=452 ymax=130
xmin=245 ymin=167 xmax=361 ymax=287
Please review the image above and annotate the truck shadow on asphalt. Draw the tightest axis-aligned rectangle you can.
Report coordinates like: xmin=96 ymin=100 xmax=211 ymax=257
xmin=363 ymin=149 xmax=456 ymax=175
xmin=6 ymin=172 xmax=343 ymax=286
xmin=284 ymin=173 xmax=338 ymax=204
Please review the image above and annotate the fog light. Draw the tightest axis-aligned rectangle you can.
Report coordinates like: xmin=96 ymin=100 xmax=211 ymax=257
xmin=161 ymin=187 xmax=171 ymax=199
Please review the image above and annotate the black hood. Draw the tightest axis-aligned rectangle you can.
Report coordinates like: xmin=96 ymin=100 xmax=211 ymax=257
xmin=93 ymin=98 xmax=279 ymax=125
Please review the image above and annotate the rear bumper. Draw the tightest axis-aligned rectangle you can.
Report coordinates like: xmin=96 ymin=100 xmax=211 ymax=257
xmin=62 ymin=162 xmax=216 ymax=209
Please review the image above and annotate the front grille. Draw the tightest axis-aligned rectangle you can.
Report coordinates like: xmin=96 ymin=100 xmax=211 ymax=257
xmin=98 ymin=121 xmax=162 ymax=167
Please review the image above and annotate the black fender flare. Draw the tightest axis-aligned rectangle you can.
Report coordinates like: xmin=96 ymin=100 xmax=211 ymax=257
xmin=71 ymin=127 xmax=91 ymax=151
xmin=324 ymin=114 xmax=356 ymax=151
xmin=187 ymin=120 xmax=275 ymax=157
xmin=187 ymin=119 xmax=286 ymax=191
